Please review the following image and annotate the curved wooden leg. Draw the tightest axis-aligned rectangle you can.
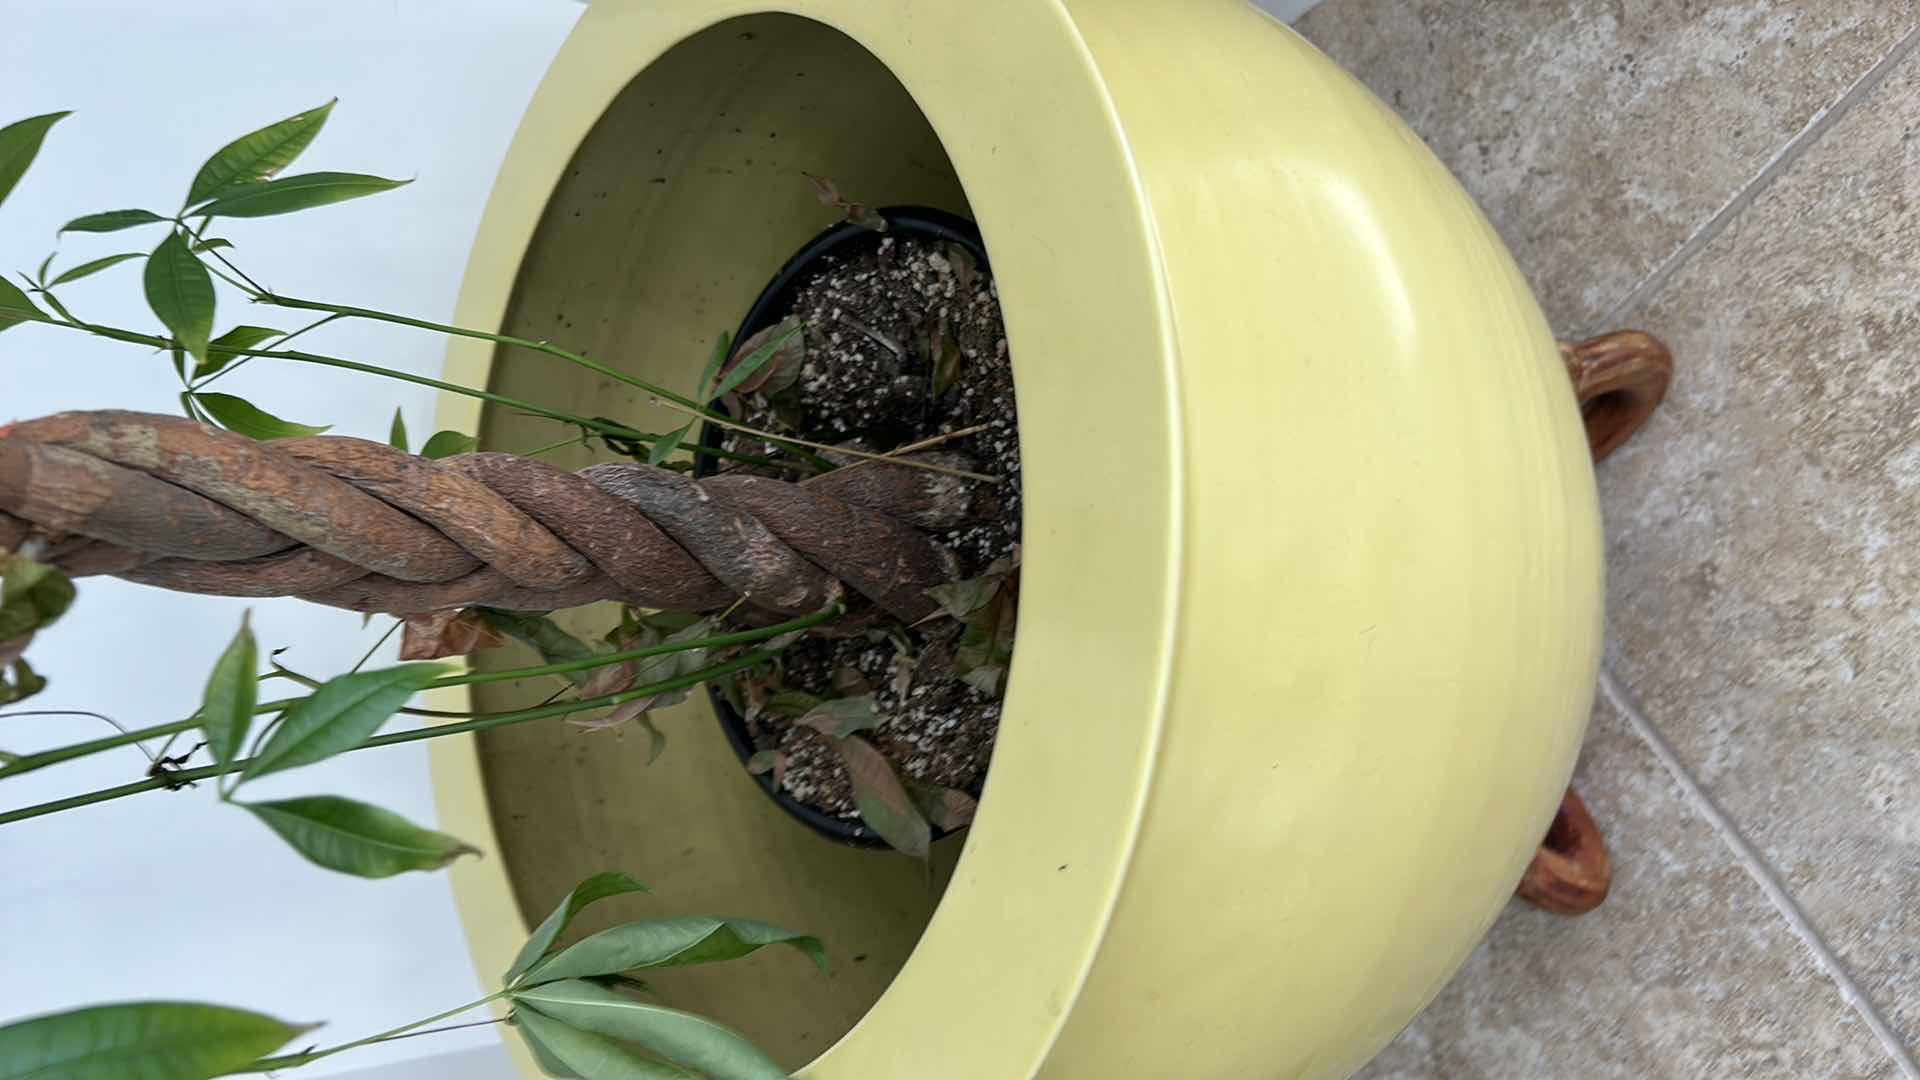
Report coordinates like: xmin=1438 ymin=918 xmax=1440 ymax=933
xmin=1516 ymin=330 xmax=1674 ymax=916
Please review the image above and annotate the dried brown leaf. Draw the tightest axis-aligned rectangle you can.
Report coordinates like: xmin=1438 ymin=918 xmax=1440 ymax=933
xmin=579 ymin=658 xmax=637 ymax=698
xmin=746 ymin=748 xmax=788 ymax=787
xmin=398 ymin=610 xmax=507 ymax=661
xmin=907 ymin=780 xmax=978 ymax=830
xmin=831 ymin=664 xmax=873 ymax=697
xmin=889 ymin=652 xmax=915 ymax=699
xmin=831 ymin=735 xmax=929 ymax=857
xmin=721 ymin=316 xmax=806 ymax=397
xmin=943 ymin=242 xmax=979 ymax=294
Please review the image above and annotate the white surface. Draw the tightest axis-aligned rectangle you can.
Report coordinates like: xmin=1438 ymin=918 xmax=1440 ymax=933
xmin=0 ymin=2 xmax=580 ymax=1075
xmin=330 ymin=1044 xmax=523 ymax=1080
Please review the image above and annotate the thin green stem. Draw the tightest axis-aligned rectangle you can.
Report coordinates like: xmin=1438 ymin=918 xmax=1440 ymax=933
xmin=176 ymin=218 xmax=267 ymax=296
xmin=0 ymin=610 xmax=825 ymax=784
xmin=256 ymin=294 xmax=997 ymax=480
xmin=350 ymin=619 xmax=401 ymax=674
xmin=192 ymin=312 xmax=343 ymax=390
xmin=22 ymin=312 xmax=779 ymax=469
xmin=0 ymin=694 xmax=305 ymax=781
xmin=517 ymin=433 xmax=590 ymax=458
xmin=231 ymin=992 xmax=507 ymax=1074
xmin=442 ymin=606 xmax=829 ymax=689
xmin=0 ymin=719 xmax=193 ymax=778
xmin=0 ymin=650 xmax=777 ymax=826
xmin=264 ymin=293 xmax=711 ymax=412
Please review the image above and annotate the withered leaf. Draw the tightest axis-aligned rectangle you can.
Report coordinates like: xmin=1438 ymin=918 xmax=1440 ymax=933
xmin=907 ymin=780 xmax=979 ymax=831
xmin=943 ymin=242 xmax=979 ymax=294
xmin=961 ymin=663 xmax=1005 ymax=698
xmin=398 ymin=609 xmax=506 ymax=661
xmin=716 ymin=316 xmax=805 ymax=398
xmin=924 ymin=573 xmax=1003 ymax=621
xmin=831 ymin=664 xmax=874 ymax=698
xmin=831 ymin=735 xmax=929 ymax=858
xmin=929 ymin=317 xmax=962 ymax=398
xmin=889 ymin=652 xmax=915 ymax=698
xmin=746 ymin=748 xmax=789 ymax=787
xmin=801 ymin=171 xmax=888 ymax=233
xmin=795 ymin=694 xmax=880 ymax=738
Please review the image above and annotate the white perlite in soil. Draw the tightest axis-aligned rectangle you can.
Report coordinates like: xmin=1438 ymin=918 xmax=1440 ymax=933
xmin=722 ymin=233 xmax=1020 ymax=819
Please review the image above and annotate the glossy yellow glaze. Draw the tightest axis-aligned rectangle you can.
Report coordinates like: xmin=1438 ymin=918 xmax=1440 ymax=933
xmin=430 ymin=2 xmax=1602 ymax=1077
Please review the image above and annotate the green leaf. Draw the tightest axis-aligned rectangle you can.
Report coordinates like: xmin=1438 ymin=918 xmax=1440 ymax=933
xmin=646 ymin=421 xmax=691 ymax=465
xmin=195 ymin=325 xmax=284 ymax=380
xmin=186 ymin=100 xmax=336 ymax=207
xmin=696 ymin=331 xmax=730 ymax=399
xmin=832 ymin=735 xmax=930 ymax=858
xmin=144 ymin=230 xmax=214 ymax=366
xmin=244 ymin=794 xmax=477 ymax=878
xmin=506 ymin=871 xmax=654 ymax=986
xmin=197 ymin=171 xmax=411 ymax=219
xmin=511 ymin=1009 xmax=696 ymax=1079
xmin=34 ymin=252 xmax=53 ymax=285
xmin=48 ymin=251 xmax=144 ymax=287
xmin=388 ymin=407 xmax=408 ymax=452
xmin=626 ymin=617 xmax=717 ymax=691
xmin=242 ymin=662 xmax=449 ymax=780
xmin=514 ymin=1015 xmax=582 ymax=1079
xmin=524 ymin=916 xmax=828 ymax=986
xmin=929 ymin=317 xmax=962 ymax=398
xmin=0 ymin=659 xmax=47 ymax=706
xmin=794 ymin=694 xmax=879 ymax=738
xmin=0 ymin=112 xmax=69 ymax=211
xmin=0 ymin=1000 xmax=311 ymax=1080
xmin=955 ymin=589 xmax=1017 ymax=677
xmin=761 ymin=690 xmax=821 ymax=719
xmin=0 ymin=275 xmax=44 ymax=334
xmin=0 ymin=554 xmax=75 ymax=641
xmin=476 ymin=610 xmax=596 ymax=687
xmin=191 ymin=238 xmax=233 ymax=254
xmin=513 ymin=980 xmax=785 ymax=1080
xmin=191 ymin=392 xmax=329 ymax=441
xmin=199 ymin=613 xmax=257 ymax=770
xmin=634 ymin=712 xmax=668 ymax=765
xmin=419 ymin=430 xmax=476 ymax=460
xmin=60 ymin=209 xmax=167 ymax=234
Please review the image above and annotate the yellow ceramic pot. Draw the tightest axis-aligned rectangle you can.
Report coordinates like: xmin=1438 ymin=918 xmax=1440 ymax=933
xmin=429 ymin=2 xmax=1603 ymax=1078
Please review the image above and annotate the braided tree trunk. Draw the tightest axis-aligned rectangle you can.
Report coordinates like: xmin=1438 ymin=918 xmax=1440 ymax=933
xmin=0 ymin=411 xmax=987 ymax=622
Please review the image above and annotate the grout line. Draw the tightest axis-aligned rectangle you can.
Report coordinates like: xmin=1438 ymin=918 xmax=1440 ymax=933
xmin=1584 ymin=23 xmax=1920 ymax=335
xmin=1599 ymin=665 xmax=1920 ymax=1079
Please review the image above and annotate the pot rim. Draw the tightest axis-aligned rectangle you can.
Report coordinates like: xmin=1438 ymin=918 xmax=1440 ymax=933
xmin=428 ymin=4 xmax=1184 ymax=1076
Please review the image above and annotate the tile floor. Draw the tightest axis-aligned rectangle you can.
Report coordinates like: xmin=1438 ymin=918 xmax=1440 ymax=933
xmin=1292 ymin=3 xmax=1920 ymax=1077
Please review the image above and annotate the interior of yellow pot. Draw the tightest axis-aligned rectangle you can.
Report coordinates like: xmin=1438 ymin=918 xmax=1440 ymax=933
xmin=469 ymin=15 xmax=978 ymax=1066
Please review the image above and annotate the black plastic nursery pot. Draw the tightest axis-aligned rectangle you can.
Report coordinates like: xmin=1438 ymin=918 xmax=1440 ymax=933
xmin=699 ymin=205 xmax=993 ymax=849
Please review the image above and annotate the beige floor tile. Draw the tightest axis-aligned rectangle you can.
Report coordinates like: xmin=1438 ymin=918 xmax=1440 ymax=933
xmin=1598 ymin=48 xmax=1920 ymax=1054
xmin=1294 ymin=1 xmax=1917 ymax=331
xmin=1355 ymin=699 xmax=1896 ymax=1079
